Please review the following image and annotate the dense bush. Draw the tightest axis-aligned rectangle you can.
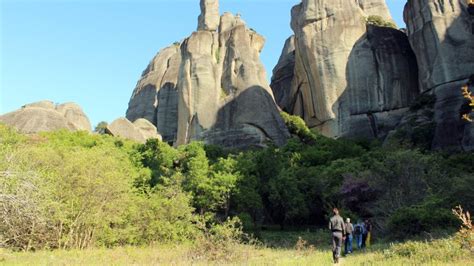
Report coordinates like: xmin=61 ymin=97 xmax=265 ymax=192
xmin=0 ymin=126 xmax=197 ymax=250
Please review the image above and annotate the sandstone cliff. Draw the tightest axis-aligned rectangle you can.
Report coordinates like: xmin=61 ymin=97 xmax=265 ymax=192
xmin=0 ymin=100 xmax=92 ymax=133
xmin=127 ymin=0 xmax=289 ymax=148
xmin=271 ymin=0 xmax=419 ymax=139
xmin=399 ymin=0 xmax=474 ymax=151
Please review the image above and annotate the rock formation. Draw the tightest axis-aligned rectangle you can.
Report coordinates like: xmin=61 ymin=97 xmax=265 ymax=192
xmin=271 ymin=0 xmax=419 ymax=139
xmin=356 ymin=0 xmax=395 ymax=22
xmin=105 ymin=117 xmax=162 ymax=144
xmin=198 ymin=0 xmax=220 ymax=31
xmin=401 ymin=0 xmax=474 ymax=151
xmin=0 ymin=100 xmax=92 ymax=133
xmin=127 ymin=0 xmax=289 ymax=148
xmin=272 ymin=0 xmax=474 ymax=150
xmin=126 ymin=44 xmax=181 ymax=142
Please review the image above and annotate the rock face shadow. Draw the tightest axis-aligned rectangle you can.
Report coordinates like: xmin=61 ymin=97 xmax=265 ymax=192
xmin=331 ymin=25 xmax=420 ymax=140
xmin=200 ymin=86 xmax=290 ymax=149
xmin=398 ymin=0 xmax=474 ymax=151
xmin=156 ymin=82 xmax=178 ymax=144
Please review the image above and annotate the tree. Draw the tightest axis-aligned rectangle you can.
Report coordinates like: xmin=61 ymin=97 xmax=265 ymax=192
xmin=94 ymin=121 xmax=108 ymax=134
xmin=366 ymin=15 xmax=397 ymax=29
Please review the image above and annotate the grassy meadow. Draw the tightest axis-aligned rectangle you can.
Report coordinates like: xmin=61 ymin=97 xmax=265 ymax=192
xmin=1 ymin=231 xmax=473 ymax=265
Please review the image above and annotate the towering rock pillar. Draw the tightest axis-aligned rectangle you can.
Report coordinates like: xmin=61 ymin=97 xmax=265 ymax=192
xmin=126 ymin=0 xmax=289 ymax=149
xmin=271 ymin=0 xmax=420 ymax=139
xmin=197 ymin=0 xmax=220 ymax=31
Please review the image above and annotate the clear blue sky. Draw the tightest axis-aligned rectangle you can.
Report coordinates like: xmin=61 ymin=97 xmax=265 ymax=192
xmin=1 ymin=0 xmax=406 ymax=127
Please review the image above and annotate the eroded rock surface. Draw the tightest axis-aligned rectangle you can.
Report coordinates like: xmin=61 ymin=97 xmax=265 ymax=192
xmin=126 ymin=44 xmax=181 ymax=143
xmin=0 ymin=100 xmax=92 ymax=133
xmin=126 ymin=0 xmax=289 ymax=148
xmin=395 ymin=0 xmax=474 ymax=151
xmin=271 ymin=0 xmax=418 ymax=139
xmin=356 ymin=0 xmax=395 ymax=22
xmin=198 ymin=0 xmax=220 ymax=31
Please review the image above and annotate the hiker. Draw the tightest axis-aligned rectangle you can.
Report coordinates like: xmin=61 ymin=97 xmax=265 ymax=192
xmin=344 ymin=218 xmax=354 ymax=255
xmin=365 ymin=219 xmax=373 ymax=247
xmin=329 ymin=208 xmax=345 ymax=263
xmin=354 ymin=220 xmax=364 ymax=249
xmin=361 ymin=219 xmax=369 ymax=248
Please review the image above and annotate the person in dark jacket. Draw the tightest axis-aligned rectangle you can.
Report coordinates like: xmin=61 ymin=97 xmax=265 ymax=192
xmin=354 ymin=220 xmax=364 ymax=249
xmin=344 ymin=218 xmax=354 ymax=255
xmin=329 ymin=208 xmax=345 ymax=263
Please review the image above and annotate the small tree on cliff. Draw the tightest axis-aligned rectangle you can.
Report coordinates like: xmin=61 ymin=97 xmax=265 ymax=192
xmin=462 ymin=77 xmax=474 ymax=122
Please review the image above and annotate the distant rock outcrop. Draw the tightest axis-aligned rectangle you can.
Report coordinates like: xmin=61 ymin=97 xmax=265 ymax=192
xmin=0 ymin=100 xmax=92 ymax=133
xmin=271 ymin=0 xmax=419 ymax=139
xmin=106 ymin=117 xmax=162 ymax=144
xmin=127 ymin=0 xmax=289 ymax=148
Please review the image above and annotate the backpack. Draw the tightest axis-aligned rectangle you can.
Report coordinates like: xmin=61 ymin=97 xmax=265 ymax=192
xmin=354 ymin=224 xmax=362 ymax=235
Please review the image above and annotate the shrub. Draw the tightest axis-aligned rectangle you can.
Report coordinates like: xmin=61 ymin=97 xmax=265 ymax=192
xmin=280 ymin=112 xmax=316 ymax=144
xmin=388 ymin=198 xmax=457 ymax=239
xmin=409 ymin=93 xmax=436 ymax=111
xmin=190 ymin=216 xmax=255 ymax=262
xmin=452 ymin=206 xmax=474 ymax=252
xmin=383 ymin=238 xmax=469 ymax=263
xmin=366 ymin=15 xmax=397 ymax=29
xmin=112 ymin=184 xmax=199 ymax=246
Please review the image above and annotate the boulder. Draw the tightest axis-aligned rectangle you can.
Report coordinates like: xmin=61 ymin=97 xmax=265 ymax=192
xmin=133 ymin=118 xmax=162 ymax=142
xmin=106 ymin=117 xmax=162 ymax=144
xmin=0 ymin=100 xmax=91 ymax=133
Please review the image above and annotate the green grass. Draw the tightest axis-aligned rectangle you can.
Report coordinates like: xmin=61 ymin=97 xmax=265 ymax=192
xmin=1 ymin=234 xmax=473 ymax=265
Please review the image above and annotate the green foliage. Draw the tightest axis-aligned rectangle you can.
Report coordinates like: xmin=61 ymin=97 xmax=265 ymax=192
xmin=215 ymin=47 xmax=221 ymax=63
xmin=0 ymin=127 xmax=199 ymax=250
xmin=114 ymin=185 xmax=199 ymax=245
xmin=191 ymin=216 xmax=253 ymax=262
xmin=388 ymin=197 xmax=458 ymax=239
xmin=280 ymin=112 xmax=316 ymax=143
xmin=94 ymin=121 xmax=108 ymax=134
xmin=366 ymin=15 xmax=397 ymax=29
xmin=410 ymin=93 xmax=436 ymax=111
xmin=1 ymin=110 xmax=473 ymax=252
xmin=0 ymin=130 xmax=142 ymax=250
xmin=139 ymin=139 xmax=180 ymax=186
xmin=383 ymin=238 xmax=470 ymax=263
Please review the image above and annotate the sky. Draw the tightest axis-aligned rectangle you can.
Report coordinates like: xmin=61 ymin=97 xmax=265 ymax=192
xmin=0 ymin=0 xmax=407 ymax=127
